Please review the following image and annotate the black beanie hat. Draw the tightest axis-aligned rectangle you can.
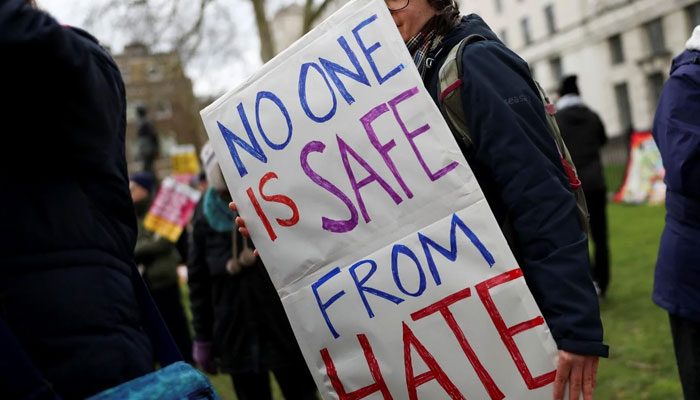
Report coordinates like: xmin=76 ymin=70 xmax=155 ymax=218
xmin=559 ymin=75 xmax=580 ymax=96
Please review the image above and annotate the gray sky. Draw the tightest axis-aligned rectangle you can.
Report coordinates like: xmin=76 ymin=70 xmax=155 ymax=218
xmin=38 ymin=0 xmax=262 ymax=97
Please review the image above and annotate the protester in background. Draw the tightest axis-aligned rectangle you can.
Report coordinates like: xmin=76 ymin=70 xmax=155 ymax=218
xmin=556 ymin=75 xmax=611 ymax=298
xmin=137 ymin=105 xmax=160 ymax=173
xmin=131 ymin=172 xmax=194 ymax=364
xmin=192 ymin=170 xmax=209 ymax=194
xmin=188 ymin=144 xmax=317 ymax=400
xmin=652 ymin=26 xmax=700 ymax=400
xmin=0 ymin=0 xmax=154 ymax=398
xmin=234 ymin=1 xmax=607 ymax=399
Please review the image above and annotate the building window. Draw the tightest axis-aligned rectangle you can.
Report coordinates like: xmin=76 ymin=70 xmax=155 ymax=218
xmin=645 ymin=18 xmax=667 ymax=56
xmin=521 ymin=18 xmax=532 ymax=46
xmin=614 ymin=83 xmax=633 ymax=132
xmin=545 ymin=5 xmax=556 ymax=35
xmin=687 ymin=2 xmax=700 ymax=35
xmin=155 ymin=99 xmax=173 ymax=120
xmin=609 ymin=34 xmax=625 ymax=65
xmin=549 ymin=57 xmax=563 ymax=84
xmin=147 ymin=64 xmax=164 ymax=82
xmin=494 ymin=0 xmax=503 ymax=14
xmin=500 ymin=29 xmax=508 ymax=45
xmin=647 ymin=72 xmax=665 ymax=110
xmin=120 ymin=66 xmax=131 ymax=84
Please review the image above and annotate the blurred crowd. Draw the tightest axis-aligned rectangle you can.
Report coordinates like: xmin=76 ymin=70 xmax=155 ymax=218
xmin=1 ymin=0 xmax=698 ymax=399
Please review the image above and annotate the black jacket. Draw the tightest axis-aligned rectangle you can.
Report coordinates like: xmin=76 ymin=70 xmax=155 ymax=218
xmin=187 ymin=202 xmax=307 ymax=374
xmin=0 ymin=1 xmax=153 ymax=398
xmin=422 ymin=15 xmax=608 ymax=357
xmin=556 ymin=102 xmax=608 ymax=192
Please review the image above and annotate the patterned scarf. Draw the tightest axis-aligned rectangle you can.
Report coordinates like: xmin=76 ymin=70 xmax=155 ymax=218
xmin=406 ymin=28 xmax=439 ymax=79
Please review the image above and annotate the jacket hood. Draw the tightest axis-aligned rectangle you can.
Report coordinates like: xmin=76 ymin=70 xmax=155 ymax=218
xmin=440 ymin=14 xmax=501 ymax=53
xmin=670 ymin=49 xmax=700 ymax=75
xmin=686 ymin=25 xmax=700 ymax=50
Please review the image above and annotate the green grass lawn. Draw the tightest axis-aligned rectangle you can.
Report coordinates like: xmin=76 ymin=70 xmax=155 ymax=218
xmin=595 ymin=203 xmax=682 ymax=400
xmin=184 ymin=202 xmax=681 ymax=399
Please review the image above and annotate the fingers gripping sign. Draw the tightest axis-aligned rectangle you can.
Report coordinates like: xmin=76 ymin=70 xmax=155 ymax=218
xmin=553 ymin=351 xmax=598 ymax=400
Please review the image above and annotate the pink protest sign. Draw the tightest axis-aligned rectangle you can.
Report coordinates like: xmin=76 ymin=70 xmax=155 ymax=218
xmin=144 ymin=177 xmax=201 ymax=242
xmin=201 ymin=0 xmax=565 ymax=398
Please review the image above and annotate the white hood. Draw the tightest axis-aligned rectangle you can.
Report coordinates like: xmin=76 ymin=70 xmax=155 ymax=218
xmin=687 ymin=25 xmax=700 ymax=51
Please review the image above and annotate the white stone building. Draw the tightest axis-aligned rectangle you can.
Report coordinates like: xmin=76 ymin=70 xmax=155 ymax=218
xmin=272 ymin=1 xmax=347 ymax=53
xmin=462 ymin=0 xmax=700 ymax=136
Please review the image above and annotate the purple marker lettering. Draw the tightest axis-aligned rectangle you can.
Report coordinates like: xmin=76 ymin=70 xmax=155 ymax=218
xmin=389 ymin=87 xmax=458 ymax=181
xmin=337 ymin=134 xmax=403 ymax=223
xmin=361 ymin=103 xmax=413 ymax=199
xmin=300 ymin=141 xmax=359 ymax=233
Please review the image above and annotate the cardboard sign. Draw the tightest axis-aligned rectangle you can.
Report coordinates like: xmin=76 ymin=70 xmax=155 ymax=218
xmin=171 ymin=144 xmax=201 ymax=184
xmin=613 ymin=131 xmax=666 ymax=204
xmin=201 ymin=0 xmax=560 ymax=397
xmin=143 ymin=177 xmax=201 ymax=242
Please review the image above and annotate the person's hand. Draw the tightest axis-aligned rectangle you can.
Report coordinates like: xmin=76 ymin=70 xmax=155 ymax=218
xmin=192 ymin=341 xmax=217 ymax=375
xmin=553 ymin=350 xmax=598 ymax=400
xmin=229 ymin=201 xmax=259 ymax=256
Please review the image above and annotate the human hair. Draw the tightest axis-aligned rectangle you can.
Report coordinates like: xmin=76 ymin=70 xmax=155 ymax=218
xmin=425 ymin=0 xmax=461 ymax=36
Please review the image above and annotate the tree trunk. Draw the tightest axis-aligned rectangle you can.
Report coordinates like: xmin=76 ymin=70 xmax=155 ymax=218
xmin=251 ymin=0 xmax=275 ymax=62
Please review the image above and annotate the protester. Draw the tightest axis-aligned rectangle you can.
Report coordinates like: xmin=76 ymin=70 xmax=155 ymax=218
xmin=136 ymin=105 xmax=160 ymax=173
xmin=130 ymin=172 xmax=194 ymax=364
xmin=393 ymin=4 xmax=609 ymax=398
xmin=234 ymin=1 xmax=607 ymax=399
xmin=192 ymin=170 xmax=209 ymax=194
xmin=188 ymin=144 xmax=317 ymax=400
xmin=0 ymin=0 xmax=153 ymax=398
xmin=652 ymin=25 xmax=700 ymax=400
xmin=556 ymin=75 xmax=611 ymax=298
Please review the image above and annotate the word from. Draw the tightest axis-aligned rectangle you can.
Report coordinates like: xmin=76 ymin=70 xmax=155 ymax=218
xmin=312 ymin=212 xmax=495 ymax=340
xmin=320 ymin=268 xmax=556 ymax=400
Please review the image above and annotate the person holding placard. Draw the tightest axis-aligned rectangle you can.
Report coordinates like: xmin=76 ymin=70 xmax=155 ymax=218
xmin=389 ymin=1 xmax=608 ymax=399
xmin=188 ymin=144 xmax=317 ymax=400
xmin=233 ymin=1 xmax=608 ymax=399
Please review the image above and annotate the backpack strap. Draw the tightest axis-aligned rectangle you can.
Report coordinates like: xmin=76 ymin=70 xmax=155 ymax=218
xmin=438 ymin=34 xmax=486 ymax=149
xmin=438 ymin=35 xmax=590 ymax=233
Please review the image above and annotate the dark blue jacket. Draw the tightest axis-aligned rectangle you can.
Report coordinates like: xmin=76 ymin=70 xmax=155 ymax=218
xmin=0 ymin=1 xmax=153 ymax=398
xmin=423 ymin=15 xmax=608 ymax=357
xmin=652 ymin=49 xmax=700 ymax=323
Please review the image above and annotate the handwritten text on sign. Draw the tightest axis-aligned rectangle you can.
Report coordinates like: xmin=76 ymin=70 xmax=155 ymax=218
xmin=201 ymin=0 xmax=559 ymax=398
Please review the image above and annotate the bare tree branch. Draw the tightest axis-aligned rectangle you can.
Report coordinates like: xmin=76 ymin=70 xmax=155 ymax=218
xmin=303 ymin=0 xmax=334 ymax=33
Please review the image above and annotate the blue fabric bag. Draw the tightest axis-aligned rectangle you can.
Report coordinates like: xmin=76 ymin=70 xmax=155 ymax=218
xmin=87 ymin=362 xmax=217 ymax=400
xmin=0 ymin=262 xmax=220 ymax=400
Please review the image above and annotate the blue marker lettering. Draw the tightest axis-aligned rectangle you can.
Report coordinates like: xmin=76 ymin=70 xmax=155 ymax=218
xmin=298 ymin=62 xmax=338 ymax=123
xmin=255 ymin=91 xmax=293 ymax=150
xmin=312 ymin=266 xmax=346 ymax=339
xmin=319 ymin=36 xmax=371 ymax=105
xmin=350 ymin=259 xmax=404 ymax=318
xmin=352 ymin=14 xmax=404 ymax=85
xmin=419 ymin=213 xmax=496 ymax=285
xmin=217 ymin=102 xmax=267 ymax=178
xmin=391 ymin=244 xmax=427 ymax=297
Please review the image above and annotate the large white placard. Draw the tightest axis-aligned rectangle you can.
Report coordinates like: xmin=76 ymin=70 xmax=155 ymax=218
xmin=201 ymin=0 xmax=561 ymax=398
